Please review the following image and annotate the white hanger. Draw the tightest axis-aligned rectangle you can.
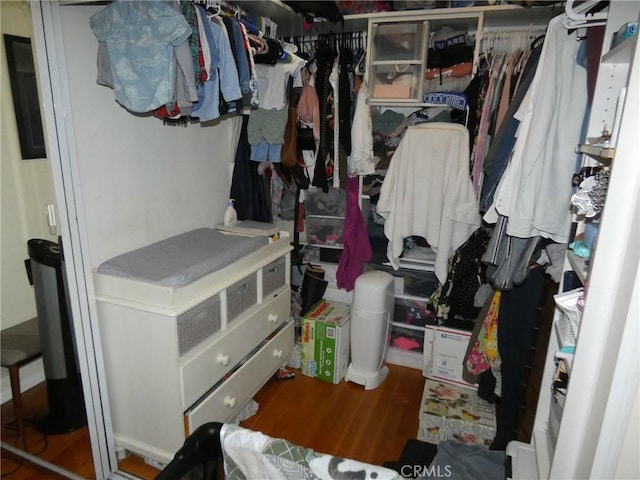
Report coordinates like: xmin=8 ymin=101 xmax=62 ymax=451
xmin=563 ymin=0 xmax=608 ymax=29
xmin=354 ymin=50 xmax=366 ymax=76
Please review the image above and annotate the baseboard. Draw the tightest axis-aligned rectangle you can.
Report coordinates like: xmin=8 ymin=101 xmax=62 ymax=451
xmin=0 ymin=358 xmax=45 ymax=404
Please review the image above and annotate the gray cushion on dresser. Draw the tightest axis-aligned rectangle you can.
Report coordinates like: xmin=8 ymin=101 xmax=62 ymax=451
xmin=97 ymin=228 xmax=268 ymax=287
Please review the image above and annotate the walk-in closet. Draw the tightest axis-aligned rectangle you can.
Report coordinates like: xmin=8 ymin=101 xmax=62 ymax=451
xmin=1 ymin=1 xmax=638 ymax=479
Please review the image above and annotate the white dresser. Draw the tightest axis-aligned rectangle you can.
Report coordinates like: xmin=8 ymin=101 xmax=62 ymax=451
xmin=93 ymin=229 xmax=293 ymax=464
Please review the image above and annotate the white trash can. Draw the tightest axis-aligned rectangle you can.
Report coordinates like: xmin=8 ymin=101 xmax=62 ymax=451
xmin=345 ymin=270 xmax=395 ymax=390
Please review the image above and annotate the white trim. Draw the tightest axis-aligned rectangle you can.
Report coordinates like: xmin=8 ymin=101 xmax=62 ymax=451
xmin=0 ymin=442 xmax=87 ymax=480
xmin=30 ymin=2 xmax=118 ymax=478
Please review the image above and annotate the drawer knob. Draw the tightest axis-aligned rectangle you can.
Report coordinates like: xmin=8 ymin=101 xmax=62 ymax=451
xmin=268 ymin=313 xmax=279 ymax=323
xmin=273 ymin=349 xmax=283 ymax=358
xmin=217 ymin=353 xmax=230 ymax=366
xmin=224 ymin=396 xmax=237 ymax=408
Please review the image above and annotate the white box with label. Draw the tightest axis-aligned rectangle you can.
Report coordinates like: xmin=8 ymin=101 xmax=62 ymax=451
xmin=423 ymin=326 xmax=476 ymax=389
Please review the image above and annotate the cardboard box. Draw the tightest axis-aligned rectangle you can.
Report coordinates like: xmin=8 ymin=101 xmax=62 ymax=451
xmin=418 ymin=379 xmax=496 ymax=447
xmin=423 ymin=326 xmax=476 ymax=389
xmin=301 ymin=300 xmax=351 ymax=384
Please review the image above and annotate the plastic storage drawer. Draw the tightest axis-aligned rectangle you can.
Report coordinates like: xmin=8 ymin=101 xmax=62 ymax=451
xmin=390 ymin=323 xmax=424 ymax=352
xmin=370 ymin=21 xmax=426 ymax=62
xmin=366 ymin=264 xmax=437 ymax=298
xmin=306 ymin=216 xmax=344 ymax=248
xmin=370 ymin=65 xmax=422 ymax=100
xmin=305 ymin=188 xmax=347 ymax=216
xmin=394 ymin=296 xmax=436 ymax=327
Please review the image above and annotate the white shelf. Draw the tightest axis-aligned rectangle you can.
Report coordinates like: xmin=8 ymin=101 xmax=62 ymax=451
xmin=554 ymin=348 xmax=574 ymax=375
xmin=567 ymin=250 xmax=588 ymax=284
xmin=602 ymin=35 xmax=638 ymax=65
xmin=533 ymin=429 xmax=552 ymax=479
xmin=385 ymin=345 xmax=422 ymax=369
xmin=506 ymin=441 xmax=539 ymax=480
xmin=391 ymin=321 xmax=426 ymax=333
xmin=395 ymin=292 xmax=431 ymax=302
xmin=575 ymin=144 xmax=615 ymax=163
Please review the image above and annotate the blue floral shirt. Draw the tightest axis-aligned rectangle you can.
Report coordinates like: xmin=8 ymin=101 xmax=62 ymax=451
xmin=91 ymin=1 xmax=191 ymax=113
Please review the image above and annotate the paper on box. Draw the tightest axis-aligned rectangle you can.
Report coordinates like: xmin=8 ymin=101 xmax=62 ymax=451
xmin=301 ymin=300 xmax=351 ymax=384
xmin=423 ymin=326 xmax=476 ymax=389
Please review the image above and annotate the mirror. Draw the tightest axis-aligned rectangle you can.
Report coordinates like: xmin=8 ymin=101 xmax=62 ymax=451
xmin=0 ymin=2 xmax=94 ymax=478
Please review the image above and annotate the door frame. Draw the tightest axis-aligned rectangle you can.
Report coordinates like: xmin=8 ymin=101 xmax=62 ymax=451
xmin=30 ymin=2 xmax=120 ymax=478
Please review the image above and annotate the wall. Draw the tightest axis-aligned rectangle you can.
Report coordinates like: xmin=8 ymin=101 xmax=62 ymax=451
xmin=59 ymin=4 xmax=239 ymax=268
xmin=0 ymin=0 xmax=55 ymax=400
xmin=2 ymin=1 xmax=241 ymax=403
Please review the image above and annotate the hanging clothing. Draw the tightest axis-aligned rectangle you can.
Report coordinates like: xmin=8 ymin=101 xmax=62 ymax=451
xmin=338 ymin=48 xmax=352 ymax=156
xmin=427 ymin=227 xmax=491 ymax=324
xmin=254 ymin=51 xmax=306 ymax=110
xmin=329 ymin=55 xmax=340 ymax=188
xmin=490 ymin=266 xmax=545 ymax=450
xmin=465 ymin=290 xmax=501 ymax=376
xmin=193 ymin=4 xmax=211 ymax=82
xmin=348 ymin=80 xmax=375 ymax=176
xmin=377 ymin=123 xmax=481 ymax=284
xmin=180 ymin=0 xmax=203 ymax=86
xmin=484 ymin=15 xmax=588 ymax=243
xmin=90 ymin=1 xmax=191 ymax=113
xmin=479 ymin=42 xmax=543 ymax=212
xmin=222 ymin=16 xmax=252 ymax=109
xmin=191 ymin=6 xmax=242 ymax=122
xmin=247 ymin=107 xmax=288 ymax=162
xmin=313 ymin=45 xmax=337 ymax=192
xmin=231 ymin=116 xmax=272 ymax=223
xmin=336 ymin=176 xmax=372 ymax=291
xmin=237 ymin=22 xmax=260 ymax=109
xmin=297 ymin=67 xmax=320 ymax=151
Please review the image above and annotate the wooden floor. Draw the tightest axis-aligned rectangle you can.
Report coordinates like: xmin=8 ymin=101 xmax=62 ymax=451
xmin=1 ymin=364 xmax=425 ymax=479
xmin=0 ymin=382 xmax=95 ymax=479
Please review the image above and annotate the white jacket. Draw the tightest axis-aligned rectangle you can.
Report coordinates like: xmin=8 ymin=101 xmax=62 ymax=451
xmin=377 ymin=123 xmax=481 ymax=284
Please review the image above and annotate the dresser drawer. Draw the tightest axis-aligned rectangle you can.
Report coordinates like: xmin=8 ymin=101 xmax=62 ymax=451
xmin=180 ymin=289 xmax=290 ymax=409
xmin=262 ymin=256 xmax=287 ymax=300
xmin=177 ymin=294 xmax=223 ymax=357
xmin=226 ymin=272 xmax=258 ymax=324
xmin=185 ymin=321 xmax=294 ymax=431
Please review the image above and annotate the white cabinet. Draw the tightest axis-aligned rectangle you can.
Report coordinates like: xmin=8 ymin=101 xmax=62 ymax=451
xmin=94 ymin=233 xmax=293 ymax=465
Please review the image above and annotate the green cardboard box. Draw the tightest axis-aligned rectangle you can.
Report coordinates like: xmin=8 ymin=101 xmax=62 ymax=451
xmin=301 ymin=300 xmax=351 ymax=384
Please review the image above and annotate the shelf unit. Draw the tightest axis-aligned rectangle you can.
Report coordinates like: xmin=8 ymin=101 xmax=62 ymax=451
xmin=236 ymin=2 xmax=559 ymax=37
xmin=567 ymin=251 xmax=588 ymax=284
xmin=509 ymin=2 xmax=640 ymax=478
xmin=364 ymin=261 xmax=437 ymax=370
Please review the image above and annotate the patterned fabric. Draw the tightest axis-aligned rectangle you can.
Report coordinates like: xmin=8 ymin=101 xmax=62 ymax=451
xmin=465 ymin=290 xmax=501 ymax=375
xmin=238 ymin=22 xmax=260 ymax=108
xmin=313 ymin=46 xmax=337 ymax=192
xmin=221 ymin=423 xmax=403 ymax=480
xmin=428 ymin=227 xmax=491 ymax=324
xmin=90 ymin=0 xmax=191 ymax=113
xmin=180 ymin=0 xmax=202 ymax=85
